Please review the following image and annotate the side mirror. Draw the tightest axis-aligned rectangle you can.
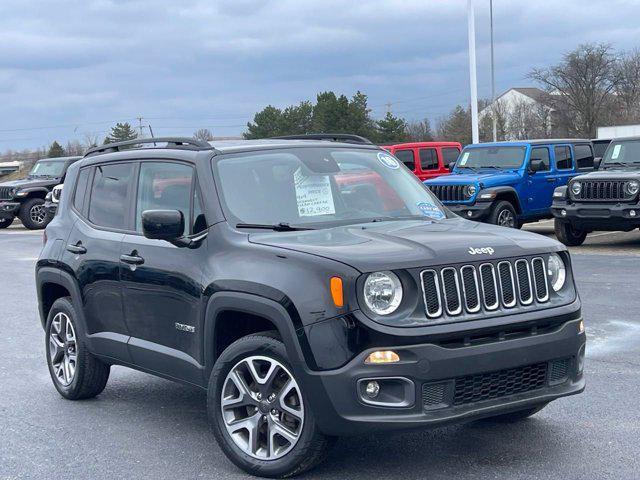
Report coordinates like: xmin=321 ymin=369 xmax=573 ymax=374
xmin=594 ymin=157 xmax=602 ymax=170
xmin=528 ymin=159 xmax=543 ymax=174
xmin=142 ymin=210 xmax=184 ymax=241
xmin=448 ymin=162 xmax=456 ymax=171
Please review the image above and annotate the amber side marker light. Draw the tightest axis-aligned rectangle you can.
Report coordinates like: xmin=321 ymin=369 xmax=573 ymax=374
xmin=330 ymin=276 xmax=344 ymax=308
xmin=365 ymin=350 xmax=400 ymax=364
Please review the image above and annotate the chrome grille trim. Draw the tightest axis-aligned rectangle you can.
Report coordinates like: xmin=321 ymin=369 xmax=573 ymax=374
xmin=440 ymin=267 xmax=462 ymax=316
xmin=479 ymin=263 xmax=500 ymax=311
xmin=531 ymin=257 xmax=549 ymax=302
xmin=497 ymin=261 xmax=517 ymax=308
xmin=460 ymin=265 xmax=481 ymax=313
xmin=420 ymin=270 xmax=443 ymax=318
xmin=514 ymin=259 xmax=533 ymax=306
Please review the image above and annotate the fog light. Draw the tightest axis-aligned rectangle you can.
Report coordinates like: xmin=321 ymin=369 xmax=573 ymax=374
xmin=365 ymin=350 xmax=400 ymax=364
xmin=365 ymin=381 xmax=380 ymax=398
xmin=561 ymin=209 xmax=567 ymax=217
xmin=467 ymin=211 xmax=473 ymax=217
xmin=630 ymin=210 xmax=636 ymax=217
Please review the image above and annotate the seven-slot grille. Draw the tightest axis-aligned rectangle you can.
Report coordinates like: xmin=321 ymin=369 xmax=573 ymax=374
xmin=427 ymin=184 xmax=468 ymax=202
xmin=421 ymin=257 xmax=549 ymax=319
xmin=0 ymin=186 xmax=13 ymax=200
xmin=574 ymin=180 xmax=631 ymax=201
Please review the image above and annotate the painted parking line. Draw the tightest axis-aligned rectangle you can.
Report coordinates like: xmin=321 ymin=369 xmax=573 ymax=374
xmin=588 ymin=231 xmax=625 ymax=238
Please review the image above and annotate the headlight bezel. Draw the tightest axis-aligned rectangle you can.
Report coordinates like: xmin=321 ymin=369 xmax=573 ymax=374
xmin=547 ymin=253 xmax=567 ymax=292
xmin=625 ymin=180 xmax=640 ymax=197
xmin=464 ymin=184 xmax=477 ymax=198
xmin=570 ymin=181 xmax=582 ymax=196
xmin=362 ymin=270 xmax=403 ymax=316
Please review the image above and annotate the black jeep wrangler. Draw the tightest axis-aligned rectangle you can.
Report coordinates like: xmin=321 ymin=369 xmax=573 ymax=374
xmin=0 ymin=156 xmax=80 ymax=229
xmin=36 ymin=137 xmax=585 ymax=477
xmin=552 ymin=136 xmax=640 ymax=246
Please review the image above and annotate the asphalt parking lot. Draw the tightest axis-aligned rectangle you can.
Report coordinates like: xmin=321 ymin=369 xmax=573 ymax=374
xmin=1 ymin=223 xmax=639 ymax=480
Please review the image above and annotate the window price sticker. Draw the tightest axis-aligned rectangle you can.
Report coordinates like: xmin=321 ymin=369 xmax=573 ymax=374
xmin=294 ymin=168 xmax=336 ymax=217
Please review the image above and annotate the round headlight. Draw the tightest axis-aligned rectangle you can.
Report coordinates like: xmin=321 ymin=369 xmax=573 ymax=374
xmin=571 ymin=182 xmax=582 ymax=196
xmin=464 ymin=185 xmax=477 ymax=198
xmin=363 ymin=271 xmax=403 ymax=315
xmin=547 ymin=253 xmax=566 ymax=292
xmin=625 ymin=180 xmax=639 ymax=196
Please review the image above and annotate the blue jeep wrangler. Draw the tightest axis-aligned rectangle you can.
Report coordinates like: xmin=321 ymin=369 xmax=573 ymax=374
xmin=424 ymin=140 xmax=595 ymax=228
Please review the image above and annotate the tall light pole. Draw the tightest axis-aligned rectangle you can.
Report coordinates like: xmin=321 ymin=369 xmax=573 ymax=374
xmin=467 ymin=0 xmax=479 ymax=144
xmin=490 ymin=0 xmax=497 ymax=141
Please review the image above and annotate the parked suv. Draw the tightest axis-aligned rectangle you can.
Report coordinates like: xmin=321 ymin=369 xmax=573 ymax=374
xmin=552 ymin=136 xmax=640 ymax=245
xmin=382 ymin=141 xmax=461 ymax=181
xmin=37 ymin=136 xmax=585 ymax=477
xmin=0 ymin=156 xmax=80 ymax=229
xmin=424 ymin=140 xmax=595 ymax=228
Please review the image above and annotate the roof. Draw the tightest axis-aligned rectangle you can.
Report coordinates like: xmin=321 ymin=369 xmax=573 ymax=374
xmin=39 ymin=156 xmax=82 ymax=161
xmin=465 ymin=139 xmax=591 ymax=148
xmin=496 ymin=87 xmax=548 ymax=103
xmin=382 ymin=141 xmax=462 ymax=149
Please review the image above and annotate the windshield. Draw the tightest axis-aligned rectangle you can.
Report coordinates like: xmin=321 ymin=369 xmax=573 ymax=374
xmin=29 ymin=160 xmax=66 ymax=177
xmin=456 ymin=146 xmax=526 ymax=169
xmin=602 ymin=140 xmax=640 ymax=167
xmin=214 ymin=147 xmax=448 ymax=228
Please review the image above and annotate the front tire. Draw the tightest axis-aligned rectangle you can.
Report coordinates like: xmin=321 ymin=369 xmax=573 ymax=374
xmin=19 ymin=197 xmax=48 ymax=229
xmin=554 ymin=219 xmax=587 ymax=246
xmin=0 ymin=217 xmax=12 ymax=229
xmin=208 ymin=333 xmax=334 ymax=478
xmin=45 ymin=297 xmax=110 ymax=400
xmin=488 ymin=200 xmax=519 ymax=228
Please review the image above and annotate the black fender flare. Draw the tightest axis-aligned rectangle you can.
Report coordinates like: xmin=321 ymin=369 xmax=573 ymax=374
xmin=477 ymin=186 xmax=522 ymax=213
xmin=18 ymin=187 xmax=51 ymax=199
xmin=203 ymin=291 xmax=314 ymax=380
xmin=35 ymin=266 xmax=87 ymax=333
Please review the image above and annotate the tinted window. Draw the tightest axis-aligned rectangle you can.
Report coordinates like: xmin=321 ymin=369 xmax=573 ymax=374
xmin=73 ymin=168 xmax=90 ymax=213
xmin=593 ymin=141 xmax=610 ymax=158
xmin=419 ymin=149 xmax=438 ymax=170
xmin=88 ymin=163 xmax=134 ymax=229
xmin=442 ymin=147 xmax=460 ymax=165
xmin=394 ymin=150 xmax=415 ymax=171
xmin=554 ymin=146 xmax=573 ymax=170
xmin=529 ymin=147 xmax=550 ymax=172
xmin=574 ymin=144 xmax=594 ymax=169
xmin=135 ymin=162 xmax=194 ymax=235
xmin=192 ymin=187 xmax=207 ymax=235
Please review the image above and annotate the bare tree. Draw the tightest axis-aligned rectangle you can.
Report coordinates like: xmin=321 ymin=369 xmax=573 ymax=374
xmin=616 ymin=49 xmax=640 ymax=123
xmin=405 ymin=119 xmax=434 ymax=142
xmin=480 ymin=98 xmax=508 ymax=141
xmin=83 ymin=132 xmax=100 ymax=149
xmin=529 ymin=43 xmax=621 ymax=137
xmin=193 ymin=128 xmax=214 ymax=142
xmin=65 ymin=140 xmax=84 ymax=156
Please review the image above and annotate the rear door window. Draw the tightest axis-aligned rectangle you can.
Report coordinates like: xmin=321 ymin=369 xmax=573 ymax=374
xmin=393 ymin=150 xmax=415 ymax=171
xmin=88 ymin=163 xmax=135 ymax=229
xmin=554 ymin=146 xmax=573 ymax=170
xmin=419 ymin=148 xmax=438 ymax=170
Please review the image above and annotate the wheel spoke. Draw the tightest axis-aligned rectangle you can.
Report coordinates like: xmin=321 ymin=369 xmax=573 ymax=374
xmin=270 ymin=417 xmax=299 ymax=445
xmin=277 ymin=379 xmax=304 ymax=420
xmin=222 ymin=371 xmax=257 ymax=409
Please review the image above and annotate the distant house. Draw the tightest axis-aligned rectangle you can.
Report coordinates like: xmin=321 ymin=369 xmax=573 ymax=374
xmin=0 ymin=161 xmax=21 ymax=177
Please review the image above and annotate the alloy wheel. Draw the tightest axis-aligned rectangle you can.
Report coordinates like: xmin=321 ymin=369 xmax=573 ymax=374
xmin=49 ymin=312 xmax=77 ymax=386
xmin=497 ymin=209 xmax=515 ymax=228
xmin=220 ymin=355 xmax=304 ymax=460
xmin=30 ymin=204 xmax=46 ymax=225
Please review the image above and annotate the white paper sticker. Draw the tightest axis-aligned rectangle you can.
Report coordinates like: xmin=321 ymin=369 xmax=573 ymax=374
xmin=459 ymin=152 xmax=469 ymax=166
xmin=294 ymin=168 xmax=336 ymax=217
xmin=611 ymin=144 xmax=621 ymax=159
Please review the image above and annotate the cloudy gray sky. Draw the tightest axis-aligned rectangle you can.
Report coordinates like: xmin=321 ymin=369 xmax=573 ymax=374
xmin=1 ymin=0 xmax=640 ymax=150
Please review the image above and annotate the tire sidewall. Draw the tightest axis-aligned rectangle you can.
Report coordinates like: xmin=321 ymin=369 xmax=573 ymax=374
xmin=20 ymin=197 xmax=47 ymax=230
xmin=45 ymin=297 xmax=86 ymax=399
xmin=208 ymin=335 xmax=320 ymax=478
xmin=490 ymin=201 xmax=517 ymax=228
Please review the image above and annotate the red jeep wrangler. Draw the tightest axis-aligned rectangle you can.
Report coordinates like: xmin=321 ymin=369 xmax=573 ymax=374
xmin=383 ymin=141 xmax=462 ymax=181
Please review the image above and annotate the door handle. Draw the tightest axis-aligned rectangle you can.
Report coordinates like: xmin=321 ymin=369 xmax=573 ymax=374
xmin=66 ymin=242 xmax=87 ymax=254
xmin=546 ymin=177 xmax=556 ymax=183
xmin=120 ymin=253 xmax=145 ymax=265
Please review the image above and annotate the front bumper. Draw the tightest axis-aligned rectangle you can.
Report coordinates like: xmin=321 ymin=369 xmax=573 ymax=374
xmin=552 ymin=200 xmax=640 ymax=231
xmin=0 ymin=201 xmax=20 ymax=220
xmin=446 ymin=201 xmax=493 ymax=221
xmin=302 ymin=315 xmax=585 ymax=436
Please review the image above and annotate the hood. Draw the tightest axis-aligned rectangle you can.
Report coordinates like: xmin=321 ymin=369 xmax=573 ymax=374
xmin=0 ymin=177 xmax=58 ymax=189
xmin=249 ymin=217 xmax=562 ymax=272
xmin=574 ymin=169 xmax=640 ymax=181
xmin=424 ymin=171 xmax=521 ymax=188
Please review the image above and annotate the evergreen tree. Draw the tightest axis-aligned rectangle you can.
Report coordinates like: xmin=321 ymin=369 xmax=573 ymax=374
xmin=104 ymin=122 xmax=138 ymax=144
xmin=375 ymin=112 xmax=408 ymax=143
xmin=47 ymin=141 xmax=65 ymax=158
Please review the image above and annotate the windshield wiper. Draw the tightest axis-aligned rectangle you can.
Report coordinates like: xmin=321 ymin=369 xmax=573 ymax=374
xmin=235 ymin=222 xmax=315 ymax=232
xmin=603 ymin=161 xmax=636 ymax=169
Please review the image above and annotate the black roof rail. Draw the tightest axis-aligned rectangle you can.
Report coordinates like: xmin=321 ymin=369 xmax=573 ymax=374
xmin=84 ymin=137 xmax=214 ymax=157
xmin=270 ymin=133 xmax=374 ymax=145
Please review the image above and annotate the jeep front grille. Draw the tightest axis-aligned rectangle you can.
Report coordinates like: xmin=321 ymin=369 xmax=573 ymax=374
xmin=0 ymin=187 xmax=13 ymax=200
xmin=427 ymin=184 xmax=468 ymax=202
xmin=574 ymin=180 xmax=631 ymax=201
xmin=420 ymin=257 xmax=550 ymax=319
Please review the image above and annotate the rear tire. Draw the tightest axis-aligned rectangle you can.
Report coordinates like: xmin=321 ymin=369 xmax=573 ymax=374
xmin=0 ymin=217 xmax=12 ymax=229
xmin=208 ymin=333 xmax=334 ymax=478
xmin=488 ymin=200 xmax=518 ymax=228
xmin=45 ymin=297 xmax=110 ymax=400
xmin=19 ymin=197 xmax=48 ymax=229
xmin=554 ymin=219 xmax=587 ymax=246
xmin=480 ymin=403 xmax=548 ymax=423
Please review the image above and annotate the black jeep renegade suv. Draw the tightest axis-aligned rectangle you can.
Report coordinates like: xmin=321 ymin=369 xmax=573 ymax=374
xmin=36 ymin=137 xmax=585 ymax=477
xmin=552 ymin=136 xmax=640 ymax=245
xmin=0 ymin=155 xmax=80 ymax=229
